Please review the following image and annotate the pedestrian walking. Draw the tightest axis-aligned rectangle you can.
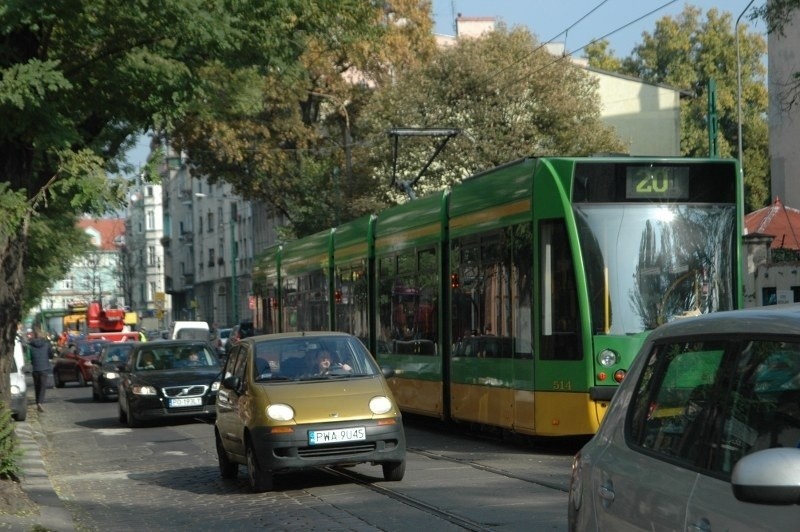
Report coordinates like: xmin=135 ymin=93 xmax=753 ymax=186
xmin=29 ymin=329 xmax=54 ymax=412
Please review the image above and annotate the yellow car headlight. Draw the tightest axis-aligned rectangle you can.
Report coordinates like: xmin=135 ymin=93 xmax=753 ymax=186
xmin=266 ymin=403 xmax=294 ymax=421
xmin=369 ymin=396 xmax=392 ymax=415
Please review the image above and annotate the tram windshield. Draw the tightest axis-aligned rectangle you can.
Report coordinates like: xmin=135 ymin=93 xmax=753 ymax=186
xmin=574 ymin=203 xmax=737 ymax=335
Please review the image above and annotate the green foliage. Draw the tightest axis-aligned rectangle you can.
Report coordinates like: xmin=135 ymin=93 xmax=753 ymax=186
xmin=23 ymin=212 xmax=92 ymax=314
xmin=771 ymin=247 xmax=800 ymax=263
xmin=584 ymin=40 xmax=623 ymax=72
xmin=361 ymin=27 xmax=625 ymax=201
xmin=170 ymin=0 xmax=435 ymax=236
xmin=752 ymin=0 xmax=800 ymax=34
xmin=0 ymin=401 xmax=22 ymax=480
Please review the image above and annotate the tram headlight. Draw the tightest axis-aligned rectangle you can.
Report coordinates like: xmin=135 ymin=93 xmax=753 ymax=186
xmin=598 ymin=349 xmax=618 ymax=367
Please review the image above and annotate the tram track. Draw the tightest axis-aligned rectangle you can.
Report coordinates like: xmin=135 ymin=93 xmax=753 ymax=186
xmin=408 ymin=447 xmax=569 ymax=493
xmin=319 ymin=443 xmax=569 ymax=531
xmin=322 ymin=465 xmax=495 ymax=531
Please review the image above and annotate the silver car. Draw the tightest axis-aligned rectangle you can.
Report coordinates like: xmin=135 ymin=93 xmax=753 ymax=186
xmin=569 ymin=305 xmax=800 ymax=531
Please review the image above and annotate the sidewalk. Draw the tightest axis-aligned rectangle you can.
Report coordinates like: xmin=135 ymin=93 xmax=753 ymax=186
xmin=6 ymin=398 xmax=75 ymax=531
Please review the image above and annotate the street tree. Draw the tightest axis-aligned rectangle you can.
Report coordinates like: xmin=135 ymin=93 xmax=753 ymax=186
xmin=0 ymin=1 xmax=380 ymax=403
xmin=170 ymin=0 xmax=435 ymax=238
xmin=359 ymin=26 xmax=626 ymax=200
xmin=586 ymin=7 xmax=769 ymax=212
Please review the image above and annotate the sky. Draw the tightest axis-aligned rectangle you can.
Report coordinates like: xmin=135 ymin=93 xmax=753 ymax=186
xmin=126 ymin=1 xmax=767 ymax=170
xmin=432 ymin=0 xmax=766 ymax=57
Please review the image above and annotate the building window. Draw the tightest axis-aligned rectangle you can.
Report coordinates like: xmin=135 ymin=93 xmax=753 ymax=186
xmin=148 ymin=246 xmax=156 ymax=266
xmin=146 ymin=210 xmax=155 ymax=230
xmin=208 ymin=211 xmax=214 ymax=232
xmin=762 ymin=286 xmax=777 ymax=305
xmin=148 ymin=282 xmax=157 ymax=301
xmin=208 ymin=248 xmax=216 ymax=267
xmin=146 ymin=186 xmax=153 ymax=197
xmin=198 ymin=216 xmax=203 ymax=233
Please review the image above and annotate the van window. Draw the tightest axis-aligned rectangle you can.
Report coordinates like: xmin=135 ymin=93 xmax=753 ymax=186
xmin=628 ymin=338 xmax=800 ymax=476
xmin=176 ymin=328 xmax=210 ymax=341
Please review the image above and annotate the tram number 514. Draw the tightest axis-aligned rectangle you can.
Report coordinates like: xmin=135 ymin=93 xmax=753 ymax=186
xmin=552 ymin=380 xmax=573 ymax=391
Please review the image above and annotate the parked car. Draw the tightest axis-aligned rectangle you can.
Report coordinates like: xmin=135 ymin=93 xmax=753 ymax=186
xmin=212 ymin=327 xmax=232 ymax=358
xmin=568 ymin=304 xmax=800 ymax=531
xmin=117 ymin=340 xmax=221 ymax=427
xmin=53 ymin=339 xmax=109 ymax=387
xmin=215 ymin=331 xmax=406 ymax=492
xmin=225 ymin=321 xmax=257 ymax=356
xmin=9 ymin=340 xmax=27 ymax=421
xmin=91 ymin=342 xmax=136 ymax=401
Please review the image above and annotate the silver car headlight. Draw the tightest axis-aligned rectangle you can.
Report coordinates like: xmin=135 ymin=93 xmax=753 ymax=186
xmin=211 ymin=380 xmax=220 ymax=391
xmin=369 ymin=395 xmax=393 ymax=415
xmin=132 ymin=385 xmax=157 ymax=395
xmin=267 ymin=403 xmax=294 ymax=421
xmin=103 ymin=371 xmax=119 ymax=379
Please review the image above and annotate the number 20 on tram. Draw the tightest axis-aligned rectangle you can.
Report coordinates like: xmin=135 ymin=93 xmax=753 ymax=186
xmin=255 ymin=156 xmax=743 ymax=437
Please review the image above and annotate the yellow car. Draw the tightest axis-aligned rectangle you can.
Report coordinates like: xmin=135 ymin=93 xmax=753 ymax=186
xmin=215 ymin=331 xmax=406 ymax=492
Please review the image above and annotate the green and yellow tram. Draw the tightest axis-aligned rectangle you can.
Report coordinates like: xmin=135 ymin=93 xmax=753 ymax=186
xmin=254 ymin=156 xmax=743 ymax=437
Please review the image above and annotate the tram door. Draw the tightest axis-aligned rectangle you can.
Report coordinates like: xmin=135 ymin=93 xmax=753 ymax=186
xmin=536 ymin=219 xmax=584 ymax=434
xmin=449 ymin=225 xmax=534 ymax=431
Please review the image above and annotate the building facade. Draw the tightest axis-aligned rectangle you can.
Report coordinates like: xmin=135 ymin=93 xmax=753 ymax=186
xmin=125 ymin=175 xmax=170 ymax=331
xmin=34 ymin=218 xmax=127 ymax=333
xmin=159 ymin=146 xmax=286 ymax=329
xmin=769 ymin=9 xmax=800 ymax=210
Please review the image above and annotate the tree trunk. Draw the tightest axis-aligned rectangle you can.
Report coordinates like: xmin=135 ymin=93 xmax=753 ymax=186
xmin=0 ymin=222 xmax=29 ymax=407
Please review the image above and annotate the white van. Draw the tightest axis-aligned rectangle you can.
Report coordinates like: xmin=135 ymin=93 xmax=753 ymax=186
xmin=169 ymin=321 xmax=211 ymax=341
xmin=10 ymin=337 xmax=27 ymax=421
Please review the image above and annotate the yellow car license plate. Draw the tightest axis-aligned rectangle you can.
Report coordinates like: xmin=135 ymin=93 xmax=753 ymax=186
xmin=308 ymin=427 xmax=365 ymax=445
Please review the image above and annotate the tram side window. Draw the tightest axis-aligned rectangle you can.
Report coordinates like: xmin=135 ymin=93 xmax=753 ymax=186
xmin=335 ymin=261 xmax=369 ymax=341
xmin=263 ymin=288 xmax=279 ymax=334
xmin=450 ymin=224 xmax=533 ymax=359
xmin=282 ymin=270 xmax=329 ymax=332
xmin=377 ymin=247 xmax=438 ymax=355
xmin=539 ymin=220 xmax=581 ymax=361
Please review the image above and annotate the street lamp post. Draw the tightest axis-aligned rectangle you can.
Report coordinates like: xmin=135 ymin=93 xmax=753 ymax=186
xmin=736 ymin=0 xmax=756 ymax=175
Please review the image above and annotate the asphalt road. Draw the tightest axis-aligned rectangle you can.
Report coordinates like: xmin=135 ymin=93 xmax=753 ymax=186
xmin=22 ymin=381 xmax=577 ymax=531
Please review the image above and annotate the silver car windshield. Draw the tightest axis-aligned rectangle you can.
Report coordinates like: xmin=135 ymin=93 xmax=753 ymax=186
xmin=574 ymin=203 xmax=737 ymax=334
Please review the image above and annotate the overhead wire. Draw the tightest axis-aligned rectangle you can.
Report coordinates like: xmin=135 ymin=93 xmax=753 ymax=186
xmin=485 ymin=0 xmax=681 ymax=95
xmin=492 ymin=0 xmax=610 ymax=79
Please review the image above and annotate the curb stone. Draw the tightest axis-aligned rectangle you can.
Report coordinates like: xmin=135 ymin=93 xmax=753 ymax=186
xmin=10 ymin=414 xmax=75 ymax=532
